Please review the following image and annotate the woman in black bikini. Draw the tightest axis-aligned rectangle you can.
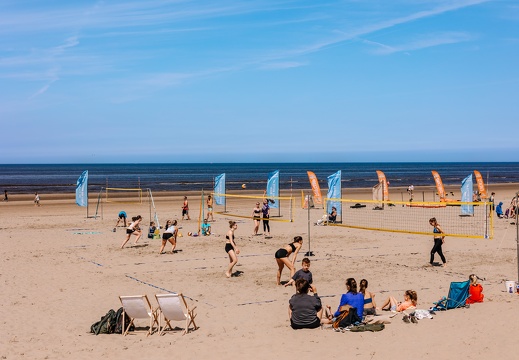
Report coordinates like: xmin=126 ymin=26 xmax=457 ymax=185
xmin=252 ymin=202 xmax=261 ymax=235
xmin=225 ymin=221 xmax=240 ymax=278
xmin=275 ymin=236 xmax=303 ymax=285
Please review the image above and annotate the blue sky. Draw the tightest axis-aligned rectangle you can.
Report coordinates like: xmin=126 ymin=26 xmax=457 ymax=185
xmin=1 ymin=0 xmax=518 ymax=163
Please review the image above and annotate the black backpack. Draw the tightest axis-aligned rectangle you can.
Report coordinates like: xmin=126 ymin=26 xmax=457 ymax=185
xmin=90 ymin=309 xmax=117 ymax=335
xmin=333 ymin=306 xmax=362 ymax=329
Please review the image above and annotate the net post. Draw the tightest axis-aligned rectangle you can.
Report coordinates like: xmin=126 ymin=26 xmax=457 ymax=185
xmin=305 ymin=191 xmax=314 ymax=257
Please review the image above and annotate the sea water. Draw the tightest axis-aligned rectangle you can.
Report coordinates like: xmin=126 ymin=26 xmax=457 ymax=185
xmin=0 ymin=162 xmax=517 ymax=194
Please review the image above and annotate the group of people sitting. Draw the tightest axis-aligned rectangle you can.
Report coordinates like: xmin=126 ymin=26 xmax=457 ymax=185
xmin=496 ymin=197 xmax=518 ymax=219
xmin=287 ymin=258 xmax=484 ymax=330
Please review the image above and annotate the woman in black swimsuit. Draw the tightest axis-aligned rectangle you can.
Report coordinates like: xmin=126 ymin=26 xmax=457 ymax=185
xmin=225 ymin=221 xmax=240 ymax=278
xmin=252 ymin=202 xmax=261 ymax=235
xmin=275 ymin=236 xmax=303 ymax=285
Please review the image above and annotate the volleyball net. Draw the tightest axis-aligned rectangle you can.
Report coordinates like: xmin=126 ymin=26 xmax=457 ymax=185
xmin=213 ymin=193 xmax=295 ymax=222
xmin=105 ymin=187 xmax=143 ymax=204
xmin=325 ymin=198 xmax=493 ymax=239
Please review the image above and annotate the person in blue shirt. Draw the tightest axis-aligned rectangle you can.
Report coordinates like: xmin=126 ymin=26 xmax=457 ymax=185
xmin=496 ymin=202 xmax=504 ymax=218
xmin=334 ymin=277 xmax=365 ymax=320
xmin=114 ymin=210 xmax=127 ymax=231
xmin=201 ymin=219 xmax=212 ymax=236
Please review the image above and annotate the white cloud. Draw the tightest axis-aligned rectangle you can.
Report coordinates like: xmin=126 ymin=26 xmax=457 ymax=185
xmin=366 ymin=32 xmax=473 ymax=55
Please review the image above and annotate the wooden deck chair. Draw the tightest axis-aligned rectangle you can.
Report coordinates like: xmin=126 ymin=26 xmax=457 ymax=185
xmin=119 ymin=295 xmax=159 ymax=336
xmin=155 ymin=293 xmax=198 ymax=335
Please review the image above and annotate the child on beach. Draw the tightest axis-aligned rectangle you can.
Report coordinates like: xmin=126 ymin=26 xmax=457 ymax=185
xmin=120 ymin=215 xmax=142 ymax=248
xmin=275 ymin=236 xmax=303 ymax=285
xmin=466 ymin=274 xmax=484 ymax=304
xmin=159 ymin=220 xmax=178 ymax=254
xmin=429 ymin=217 xmax=446 ymax=267
xmin=225 ymin=221 xmax=240 ymax=278
xmin=284 ymin=257 xmax=316 ymax=292
xmin=148 ymin=221 xmax=157 ymax=239
xmin=34 ymin=192 xmax=40 ymax=206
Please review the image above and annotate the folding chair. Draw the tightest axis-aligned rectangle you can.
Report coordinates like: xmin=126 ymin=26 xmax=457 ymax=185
xmin=155 ymin=293 xmax=198 ymax=335
xmin=119 ymin=295 xmax=159 ymax=336
xmin=432 ymin=280 xmax=470 ymax=311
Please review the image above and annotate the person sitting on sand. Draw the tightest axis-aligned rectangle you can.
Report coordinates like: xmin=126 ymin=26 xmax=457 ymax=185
xmin=201 ymin=219 xmax=211 ymax=236
xmin=225 ymin=221 xmax=240 ymax=278
xmin=148 ymin=221 xmax=157 ymax=239
xmin=275 ymin=236 xmax=303 ymax=285
xmin=333 ymin=278 xmax=365 ymax=320
xmin=496 ymin=202 xmax=504 ymax=218
xmin=316 ymin=206 xmax=337 ymax=225
xmin=120 ymin=215 xmax=142 ymax=248
xmin=379 ymin=290 xmax=417 ymax=312
xmin=466 ymin=274 xmax=484 ymax=304
xmin=159 ymin=220 xmax=178 ymax=254
xmin=288 ymin=279 xmax=327 ymax=330
xmin=359 ymin=279 xmax=377 ymax=316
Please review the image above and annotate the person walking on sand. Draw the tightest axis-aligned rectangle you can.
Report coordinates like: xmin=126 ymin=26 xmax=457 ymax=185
xmin=3 ymin=190 xmax=8 ymax=202
xmin=225 ymin=221 xmax=240 ymax=278
xmin=275 ymin=236 xmax=303 ymax=285
xmin=182 ymin=196 xmax=191 ymax=220
xmin=207 ymin=195 xmax=214 ymax=222
xmin=252 ymin=202 xmax=261 ymax=235
xmin=34 ymin=192 xmax=40 ymax=206
xmin=121 ymin=215 xmax=143 ymax=248
xmin=159 ymin=220 xmax=178 ymax=254
xmin=429 ymin=217 xmax=446 ymax=267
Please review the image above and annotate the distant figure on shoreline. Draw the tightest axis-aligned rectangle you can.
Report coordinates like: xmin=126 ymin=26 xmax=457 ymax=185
xmin=407 ymin=184 xmax=414 ymax=201
xmin=3 ymin=190 xmax=7 ymax=202
xmin=34 ymin=192 xmax=40 ymax=206
xmin=182 ymin=196 xmax=191 ymax=220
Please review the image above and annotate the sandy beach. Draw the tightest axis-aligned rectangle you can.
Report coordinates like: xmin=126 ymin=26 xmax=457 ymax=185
xmin=1 ymin=184 xmax=519 ymax=359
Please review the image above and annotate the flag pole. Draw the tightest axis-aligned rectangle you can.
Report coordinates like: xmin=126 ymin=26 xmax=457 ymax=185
xmin=305 ymin=191 xmax=314 ymax=257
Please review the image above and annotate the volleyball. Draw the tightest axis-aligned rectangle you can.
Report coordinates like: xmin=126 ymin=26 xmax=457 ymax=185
xmin=241 ymin=184 xmax=246 ymax=189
